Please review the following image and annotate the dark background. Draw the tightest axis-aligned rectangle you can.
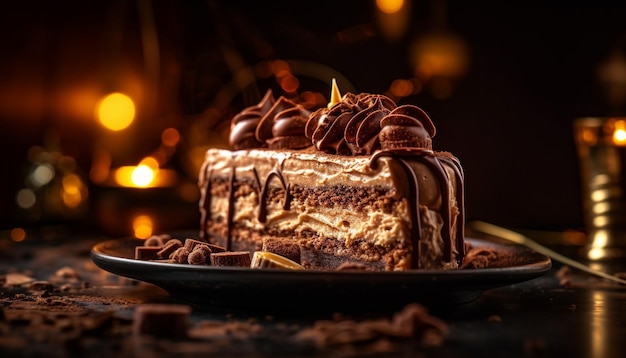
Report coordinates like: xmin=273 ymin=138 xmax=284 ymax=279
xmin=2 ymin=0 xmax=626 ymax=235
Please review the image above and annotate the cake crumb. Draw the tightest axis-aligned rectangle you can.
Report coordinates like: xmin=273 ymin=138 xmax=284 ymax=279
xmin=295 ymin=303 xmax=447 ymax=348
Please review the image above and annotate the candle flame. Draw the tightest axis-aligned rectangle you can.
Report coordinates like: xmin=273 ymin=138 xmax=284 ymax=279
xmin=613 ymin=120 xmax=626 ymax=146
xmin=112 ymin=157 xmax=177 ymax=188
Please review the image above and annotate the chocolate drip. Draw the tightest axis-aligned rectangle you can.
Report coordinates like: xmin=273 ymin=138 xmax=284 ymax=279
xmin=438 ymin=155 xmax=466 ymax=263
xmin=397 ymin=158 xmax=422 ymax=268
xmin=258 ymin=168 xmax=292 ymax=223
xmin=226 ymin=166 xmax=236 ymax=251
xmin=199 ymin=164 xmax=213 ymax=240
xmin=252 ymin=167 xmax=262 ymax=193
xmin=421 ymin=155 xmax=453 ymax=262
xmin=370 ymin=148 xmax=465 ymax=267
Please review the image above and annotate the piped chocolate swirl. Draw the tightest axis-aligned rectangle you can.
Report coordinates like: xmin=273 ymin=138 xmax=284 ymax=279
xmin=229 ymin=89 xmax=276 ymax=150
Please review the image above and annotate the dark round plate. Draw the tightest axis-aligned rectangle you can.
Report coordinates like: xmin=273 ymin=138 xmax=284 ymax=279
xmin=91 ymin=238 xmax=551 ymax=312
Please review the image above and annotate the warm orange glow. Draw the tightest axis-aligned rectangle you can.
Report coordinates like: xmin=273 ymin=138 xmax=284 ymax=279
xmin=112 ymin=156 xmax=177 ymax=188
xmin=61 ymin=173 xmax=85 ymax=208
xmin=271 ymin=60 xmax=291 ymax=78
xmin=11 ymin=228 xmax=26 ymax=242
xmin=376 ymin=0 xmax=404 ymax=14
xmin=581 ymin=128 xmax=597 ymax=146
xmin=132 ymin=165 xmax=155 ymax=187
xmin=96 ymin=92 xmax=136 ymax=131
xmin=161 ymin=128 xmax=180 ymax=147
xmin=133 ymin=215 xmax=153 ymax=239
xmin=390 ymin=79 xmax=414 ymax=97
xmin=279 ymin=75 xmax=299 ymax=93
xmin=255 ymin=61 xmax=274 ymax=79
xmin=613 ymin=120 xmax=626 ymax=146
xmin=411 ymin=33 xmax=469 ymax=80
xmin=90 ymin=150 xmax=112 ymax=184
xmin=114 ymin=166 xmax=153 ymax=188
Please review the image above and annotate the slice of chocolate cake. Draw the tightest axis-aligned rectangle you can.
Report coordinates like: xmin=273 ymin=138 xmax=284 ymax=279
xmin=198 ymin=84 xmax=465 ymax=271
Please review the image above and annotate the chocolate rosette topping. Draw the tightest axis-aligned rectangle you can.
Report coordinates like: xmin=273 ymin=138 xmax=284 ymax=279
xmin=229 ymin=89 xmax=276 ymax=149
xmin=305 ymin=93 xmax=397 ymax=155
xmin=379 ymin=105 xmax=436 ymax=150
xmin=256 ymin=96 xmax=312 ymax=150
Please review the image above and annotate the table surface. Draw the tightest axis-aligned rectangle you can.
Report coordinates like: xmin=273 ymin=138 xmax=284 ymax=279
xmin=2 ymin=230 xmax=626 ymax=358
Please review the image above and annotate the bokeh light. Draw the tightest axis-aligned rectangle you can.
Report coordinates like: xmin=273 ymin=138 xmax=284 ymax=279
xmin=96 ymin=92 xmax=136 ymax=131
xmin=133 ymin=215 xmax=154 ymax=239
xmin=10 ymin=228 xmax=26 ymax=242
xmin=376 ymin=0 xmax=404 ymax=14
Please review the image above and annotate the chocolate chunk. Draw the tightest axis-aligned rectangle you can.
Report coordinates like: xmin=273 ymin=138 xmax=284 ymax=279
xmin=262 ymin=238 xmax=301 ymax=264
xmin=210 ymin=251 xmax=252 ymax=267
xmin=183 ymin=238 xmax=207 ymax=252
xmin=135 ymin=246 xmax=162 ymax=260
xmin=133 ymin=304 xmax=191 ymax=338
xmin=170 ymin=247 xmax=190 ymax=264
xmin=144 ymin=234 xmax=172 ymax=247
xmin=156 ymin=239 xmax=183 ymax=259
xmin=206 ymin=243 xmax=226 ymax=253
xmin=188 ymin=245 xmax=212 ymax=265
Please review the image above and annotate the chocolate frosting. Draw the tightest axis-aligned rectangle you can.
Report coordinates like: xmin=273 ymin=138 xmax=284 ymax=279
xmin=379 ymin=105 xmax=435 ymax=150
xmin=256 ymin=96 xmax=312 ymax=150
xmin=305 ymin=93 xmax=435 ymax=155
xmin=229 ymin=89 xmax=276 ymax=150
xmin=230 ymin=90 xmax=437 ymax=154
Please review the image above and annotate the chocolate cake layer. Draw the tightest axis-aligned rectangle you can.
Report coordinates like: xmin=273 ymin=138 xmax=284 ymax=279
xmin=199 ymin=148 xmax=463 ymax=271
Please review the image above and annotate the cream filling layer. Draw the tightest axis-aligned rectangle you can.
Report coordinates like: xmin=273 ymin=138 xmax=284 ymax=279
xmin=212 ymin=195 xmax=411 ymax=248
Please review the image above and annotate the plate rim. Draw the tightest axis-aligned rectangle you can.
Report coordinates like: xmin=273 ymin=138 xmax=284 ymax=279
xmin=91 ymin=237 xmax=552 ymax=308
xmin=91 ymin=237 xmax=552 ymax=278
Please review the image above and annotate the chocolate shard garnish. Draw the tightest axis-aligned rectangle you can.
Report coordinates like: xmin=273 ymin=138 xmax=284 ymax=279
xmin=210 ymin=251 xmax=252 ymax=267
